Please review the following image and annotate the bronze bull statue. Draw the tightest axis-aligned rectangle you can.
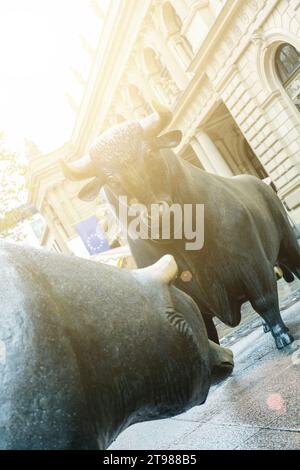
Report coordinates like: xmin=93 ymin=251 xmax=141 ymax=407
xmin=0 ymin=241 xmax=233 ymax=449
xmin=61 ymin=102 xmax=300 ymax=350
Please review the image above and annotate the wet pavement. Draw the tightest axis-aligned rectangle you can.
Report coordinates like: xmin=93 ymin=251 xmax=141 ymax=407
xmin=109 ymin=278 xmax=300 ymax=450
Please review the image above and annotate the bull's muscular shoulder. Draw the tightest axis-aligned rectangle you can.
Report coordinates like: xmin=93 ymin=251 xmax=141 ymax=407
xmin=232 ymin=174 xmax=263 ymax=186
xmin=232 ymin=174 xmax=279 ymax=202
xmin=232 ymin=173 xmax=274 ymax=192
xmin=200 ymin=172 xmax=282 ymax=230
xmin=228 ymin=174 xmax=285 ymax=229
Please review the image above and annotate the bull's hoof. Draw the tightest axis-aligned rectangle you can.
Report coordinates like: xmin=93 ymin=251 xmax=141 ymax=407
xmin=209 ymin=340 xmax=234 ymax=371
xmin=274 ymin=331 xmax=294 ymax=350
xmin=219 ymin=347 xmax=234 ymax=371
xmin=209 ymin=343 xmax=234 ymax=384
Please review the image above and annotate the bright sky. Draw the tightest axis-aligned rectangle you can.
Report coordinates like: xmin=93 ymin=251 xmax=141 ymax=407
xmin=0 ymin=0 xmax=110 ymax=154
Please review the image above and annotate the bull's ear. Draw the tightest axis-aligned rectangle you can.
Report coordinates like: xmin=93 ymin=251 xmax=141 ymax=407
xmin=156 ymin=130 xmax=182 ymax=149
xmin=78 ymin=177 xmax=104 ymax=202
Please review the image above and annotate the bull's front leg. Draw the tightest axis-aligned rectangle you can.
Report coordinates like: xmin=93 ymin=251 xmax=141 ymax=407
xmin=261 ymin=310 xmax=293 ymax=349
xmin=202 ymin=314 xmax=220 ymax=344
xmin=261 ymin=264 xmax=291 ymax=335
xmin=262 ymin=319 xmax=289 ymax=334
xmin=262 ymin=320 xmax=270 ymax=333
xmin=250 ymin=272 xmax=294 ymax=349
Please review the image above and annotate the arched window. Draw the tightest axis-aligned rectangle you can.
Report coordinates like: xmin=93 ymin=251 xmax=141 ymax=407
xmin=276 ymin=43 xmax=300 ymax=112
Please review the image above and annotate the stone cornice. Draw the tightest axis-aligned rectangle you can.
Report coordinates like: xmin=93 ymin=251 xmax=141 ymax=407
xmin=188 ymin=0 xmax=241 ymax=73
xmin=27 ymin=142 xmax=74 ymax=208
xmin=189 ymin=0 xmax=281 ymax=86
xmin=170 ymin=0 xmax=281 ymax=132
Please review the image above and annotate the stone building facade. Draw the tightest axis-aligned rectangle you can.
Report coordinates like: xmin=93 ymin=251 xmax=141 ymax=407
xmin=27 ymin=0 xmax=300 ymax=259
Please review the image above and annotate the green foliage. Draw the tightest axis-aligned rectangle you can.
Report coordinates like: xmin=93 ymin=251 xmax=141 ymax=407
xmin=0 ymin=204 xmax=37 ymax=233
xmin=0 ymin=133 xmax=33 ymax=241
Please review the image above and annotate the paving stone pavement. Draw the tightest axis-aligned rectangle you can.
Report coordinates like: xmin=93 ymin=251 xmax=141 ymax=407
xmin=109 ymin=281 xmax=300 ymax=450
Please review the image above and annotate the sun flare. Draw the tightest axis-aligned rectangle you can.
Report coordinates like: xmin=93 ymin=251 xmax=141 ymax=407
xmin=0 ymin=0 xmax=109 ymax=153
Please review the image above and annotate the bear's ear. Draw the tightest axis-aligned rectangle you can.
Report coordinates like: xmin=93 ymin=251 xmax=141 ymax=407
xmin=78 ymin=177 xmax=105 ymax=201
xmin=156 ymin=130 xmax=182 ymax=149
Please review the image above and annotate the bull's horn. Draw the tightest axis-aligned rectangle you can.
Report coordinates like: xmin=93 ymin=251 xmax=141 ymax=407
xmin=135 ymin=255 xmax=178 ymax=284
xmin=140 ymin=101 xmax=172 ymax=137
xmin=60 ymin=154 xmax=96 ymax=181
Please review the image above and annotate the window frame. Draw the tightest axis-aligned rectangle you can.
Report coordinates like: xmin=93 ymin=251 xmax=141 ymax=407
xmin=275 ymin=43 xmax=300 ymax=111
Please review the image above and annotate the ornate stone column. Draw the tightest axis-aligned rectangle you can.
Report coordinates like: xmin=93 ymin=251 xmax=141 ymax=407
xmin=190 ymin=136 xmax=215 ymax=173
xmin=193 ymin=131 xmax=233 ymax=176
xmin=42 ymin=202 xmax=71 ymax=254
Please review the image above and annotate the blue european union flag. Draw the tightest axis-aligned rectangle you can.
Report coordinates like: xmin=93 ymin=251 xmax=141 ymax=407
xmin=76 ymin=216 xmax=110 ymax=255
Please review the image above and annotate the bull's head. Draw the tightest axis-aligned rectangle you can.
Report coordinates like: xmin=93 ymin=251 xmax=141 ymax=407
xmin=60 ymin=102 xmax=182 ymax=207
